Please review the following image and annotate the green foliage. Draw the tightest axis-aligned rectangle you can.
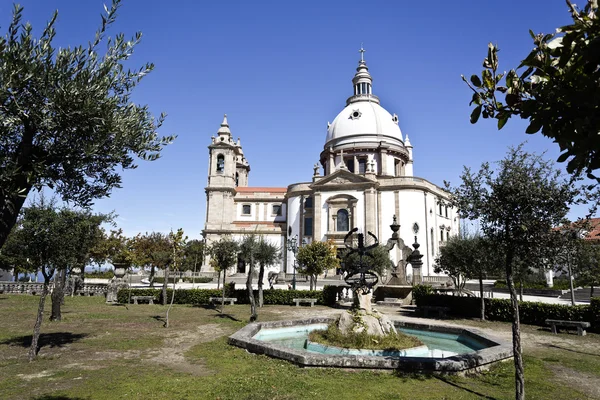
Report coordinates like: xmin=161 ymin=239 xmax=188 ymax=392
xmin=340 ymin=245 xmax=392 ymax=276
xmin=117 ymin=288 xmax=324 ymax=305
xmin=434 ymin=235 xmax=499 ymax=291
xmin=415 ymin=294 xmax=600 ymax=332
xmin=130 ymin=232 xmax=172 ymax=270
xmin=84 ymin=270 xmax=115 ymax=279
xmin=2 ymin=198 xmax=108 ymax=280
xmin=463 ymin=1 xmax=600 ymax=180
xmin=412 ymin=284 xmax=434 ymax=303
xmin=91 ymin=228 xmax=133 ymax=266
xmin=308 ymin=322 xmax=423 ymax=351
xmin=297 ymin=240 xmax=339 ymax=278
xmin=208 ymin=237 xmax=239 ymax=273
xmin=182 ymin=239 xmax=204 ymax=272
xmin=0 ymin=0 xmax=175 ymax=249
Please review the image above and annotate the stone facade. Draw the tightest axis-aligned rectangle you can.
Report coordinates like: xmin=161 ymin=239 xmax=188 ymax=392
xmin=202 ymin=52 xmax=458 ymax=278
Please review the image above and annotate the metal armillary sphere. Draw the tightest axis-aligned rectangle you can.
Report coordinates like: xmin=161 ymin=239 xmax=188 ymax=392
xmin=342 ymin=228 xmax=380 ymax=294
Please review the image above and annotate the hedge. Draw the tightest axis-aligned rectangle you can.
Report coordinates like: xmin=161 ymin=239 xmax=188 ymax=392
xmin=117 ymin=285 xmax=337 ymax=306
xmin=413 ymin=285 xmax=600 ymax=332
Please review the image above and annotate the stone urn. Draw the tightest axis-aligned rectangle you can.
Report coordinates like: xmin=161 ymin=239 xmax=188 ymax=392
xmin=112 ymin=262 xmax=129 ymax=279
xmin=106 ymin=262 xmax=130 ymax=303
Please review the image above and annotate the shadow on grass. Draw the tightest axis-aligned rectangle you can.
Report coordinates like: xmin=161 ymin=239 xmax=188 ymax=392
xmin=434 ymin=375 xmax=497 ymax=400
xmin=0 ymin=332 xmax=87 ymax=351
xmin=212 ymin=313 xmax=242 ymax=322
xmin=151 ymin=315 xmax=167 ymax=328
xmin=33 ymin=395 xmax=89 ymax=400
xmin=393 ymin=370 xmax=432 ymax=381
xmin=544 ymin=343 xmax=600 ymax=358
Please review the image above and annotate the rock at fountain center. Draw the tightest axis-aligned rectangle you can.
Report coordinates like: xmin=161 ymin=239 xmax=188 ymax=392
xmin=338 ymin=293 xmax=397 ymax=336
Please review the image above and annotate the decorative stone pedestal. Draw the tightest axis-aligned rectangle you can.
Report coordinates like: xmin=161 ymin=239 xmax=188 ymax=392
xmin=106 ymin=263 xmax=129 ymax=303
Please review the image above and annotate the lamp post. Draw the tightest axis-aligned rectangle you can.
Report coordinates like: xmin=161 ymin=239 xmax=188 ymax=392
xmin=286 ymin=234 xmax=299 ymax=290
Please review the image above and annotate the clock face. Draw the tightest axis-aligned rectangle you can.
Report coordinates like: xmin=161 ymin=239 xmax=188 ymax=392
xmin=412 ymin=222 xmax=419 ymax=234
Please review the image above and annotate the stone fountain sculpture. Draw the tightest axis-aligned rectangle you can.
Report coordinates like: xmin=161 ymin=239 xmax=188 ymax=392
xmin=337 ymin=228 xmax=397 ymax=336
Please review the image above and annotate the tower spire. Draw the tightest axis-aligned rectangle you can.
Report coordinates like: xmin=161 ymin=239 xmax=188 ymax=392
xmin=217 ymin=113 xmax=231 ymax=135
xmin=347 ymin=46 xmax=378 ymax=105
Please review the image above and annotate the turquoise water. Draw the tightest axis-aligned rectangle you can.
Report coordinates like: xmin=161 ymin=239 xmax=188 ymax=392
xmin=253 ymin=324 xmax=489 ymax=358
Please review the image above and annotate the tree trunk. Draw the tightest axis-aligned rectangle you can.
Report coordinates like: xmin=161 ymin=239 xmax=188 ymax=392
xmin=149 ymin=265 xmax=156 ymax=287
xmin=165 ymin=273 xmax=176 ymax=328
xmin=258 ymin=263 xmax=265 ymax=308
xmin=567 ymin=261 xmax=576 ymax=306
xmin=162 ymin=265 xmax=170 ymax=305
xmin=479 ymin=273 xmax=485 ymax=321
xmin=0 ymin=188 xmax=32 ymax=250
xmin=247 ymin=257 xmax=257 ymax=322
xmin=220 ymin=267 xmax=227 ymax=313
xmin=50 ymin=269 xmax=66 ymax=321
xmin=591 ymin=285 xmax=594 ymax=298
xmin=314 ymin=274 xmax=318 ymax=291
xmin=29 ymin=279 xmax=50 ymax=361
xmin=217 ymin=270 xmax=221 ymax=290
xmin=506 ymin=259 xmax=525 ymax=400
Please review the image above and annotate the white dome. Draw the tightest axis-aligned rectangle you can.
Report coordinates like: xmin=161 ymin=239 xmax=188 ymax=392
xmin=325 ymin=101 xmax=404 ymax=148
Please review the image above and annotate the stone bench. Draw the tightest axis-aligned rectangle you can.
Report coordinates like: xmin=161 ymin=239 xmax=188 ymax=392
xmin=132 ymin=295 xmax=154 ymax=305
xmin=209 ymin=297 xmax=237 ymax=305
xmin=546 ymin=319 xmax=591 ymax=336
xmin=293 ymin=298 xmax=317 ymax=307
xmin=420 ymin=306 xmax=450 ymax=318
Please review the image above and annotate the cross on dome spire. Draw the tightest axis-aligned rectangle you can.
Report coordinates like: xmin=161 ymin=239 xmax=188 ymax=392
xmin=348 ymin=47 xmax=377 ymax=105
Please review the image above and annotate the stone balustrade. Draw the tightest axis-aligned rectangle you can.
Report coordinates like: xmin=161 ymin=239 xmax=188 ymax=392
xmin=0 ymin=281 xmax=107 ymax=296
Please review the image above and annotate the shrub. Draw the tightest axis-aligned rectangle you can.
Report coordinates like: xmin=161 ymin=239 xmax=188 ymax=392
xmin=414 ymin=293 xmax=599 ymax=331
xmin=85 ymin=270 xmax=115 ymax=279
xmin=117 ymin=288 xmax=324 ymax=306
xmin=412 ymin=285 xmax=433 ymax=304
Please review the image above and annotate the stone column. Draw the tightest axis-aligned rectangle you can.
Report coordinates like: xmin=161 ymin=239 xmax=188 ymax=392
xmin=328 ymin=148 xmax=335 ymax=175
xmin=314 ymin=192 xmax=321 ymax=241
xmin=380 ymin=148 xmax=388 ymax=176
xmin=364 ymin=188 xmax=376 ymax=234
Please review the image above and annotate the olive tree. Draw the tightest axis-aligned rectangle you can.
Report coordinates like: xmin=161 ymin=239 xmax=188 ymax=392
xmin=0 ymin=0 xmax=175 ymax=250
xmin=208 ymin=237 xmax=239 ymax=313
xmin=463 ymin=0 xmax=600 ymax=182
xmin=297 ymin=240 xmax=339 ymax=290
xmin=446 ymin=145 xmax=583 ymax=400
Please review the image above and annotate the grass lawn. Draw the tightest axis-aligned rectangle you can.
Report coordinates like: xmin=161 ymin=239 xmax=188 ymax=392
xmin=0 ymin=295 xmax=599 ymax=399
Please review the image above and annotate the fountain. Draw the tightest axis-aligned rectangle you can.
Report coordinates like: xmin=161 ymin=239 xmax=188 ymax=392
xmin=229 ymin=222 xmax=512 ymax=373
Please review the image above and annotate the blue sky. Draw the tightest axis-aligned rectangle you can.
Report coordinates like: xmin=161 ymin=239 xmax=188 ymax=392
xmin=5 ymin=0 xmax=588 ymax=239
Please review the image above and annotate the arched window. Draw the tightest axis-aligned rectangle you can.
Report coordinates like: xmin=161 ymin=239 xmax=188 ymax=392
xmin=216 ymin=154 xmax=225 ymax=173
xmin=235 ymin=172 xmax=239 ymax=187
xmin=336 ymin=209 xmax=349 ymax=232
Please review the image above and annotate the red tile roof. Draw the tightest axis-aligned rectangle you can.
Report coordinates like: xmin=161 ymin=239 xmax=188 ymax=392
xmin=235 ymin=187 xmax=287 ymax=193
xmin=584 ymin=218 xmax=600 ymax=241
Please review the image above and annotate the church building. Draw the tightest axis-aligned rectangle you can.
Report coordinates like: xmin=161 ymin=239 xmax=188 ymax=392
xmin=202 ymin=50 xmax=458 ymax=280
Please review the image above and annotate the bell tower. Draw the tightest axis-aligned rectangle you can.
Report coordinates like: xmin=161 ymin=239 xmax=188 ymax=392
xmin=204 ymin=115 xmax=250 ymax=232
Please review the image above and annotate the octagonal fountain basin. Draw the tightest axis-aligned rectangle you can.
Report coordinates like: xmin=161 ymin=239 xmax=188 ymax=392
xmin=228 ymin=317 xmax=513 ymax=373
